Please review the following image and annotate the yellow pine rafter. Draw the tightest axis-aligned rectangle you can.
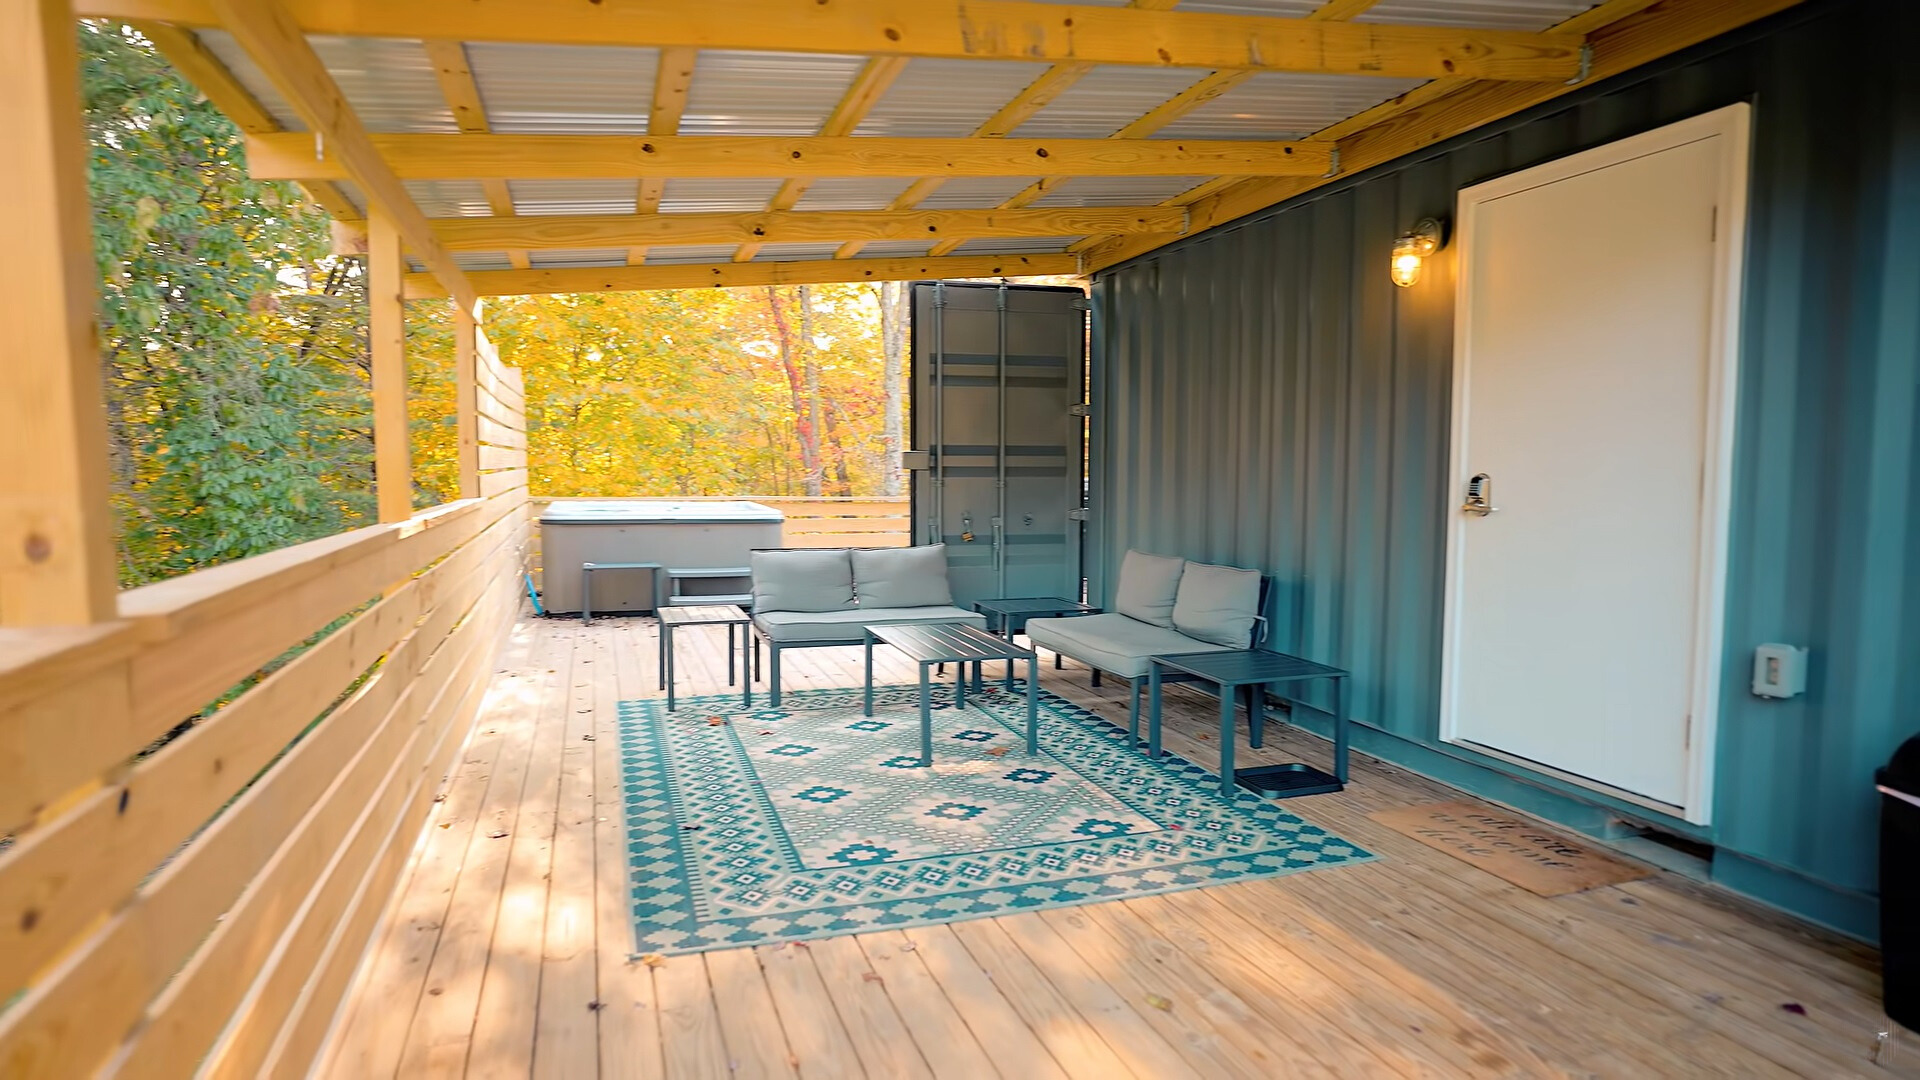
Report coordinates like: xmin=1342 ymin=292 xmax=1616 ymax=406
xmin=632 ymin=46 xmax=698 ymax=264
xmin=402 ymin=253 xmax=1082 ymax=299
xmin=421 ymin=38 xmax=529 ymax=270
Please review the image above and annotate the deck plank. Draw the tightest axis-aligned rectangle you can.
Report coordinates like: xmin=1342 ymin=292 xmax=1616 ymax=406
xmin=314 ymin=612 xmax=1907 ymax=1080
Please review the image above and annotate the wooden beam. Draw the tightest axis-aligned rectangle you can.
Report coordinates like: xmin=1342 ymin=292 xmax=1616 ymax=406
xmin=632 ymin=45 xmax=697 ymax=262
xmin=81 ymin=0 xmax=1586 ymax=81
xmin=455 ymin=305 xmax=479 ymax=500
xmin=207 ymin=0 xmax=476 ymax=311
xmin=734 ymin=55 xmax=909 ymax=261
xmin=419 ymin=38 xmax=530 ymax=269
xmin=131 ymin=20 xmax=360 ymax=221
xmin=369 ymin=211 xmax=412 ymax=523
xmin=435 ymin=205 xmax=1185 ymax=250
xmin=0 ymin=0 xmax=118 ymax=624
xmin=1082 ymin=0 xmax=1808 ymax=274
xmin=404 ymin=254 xmax=1081 ymax=298
xmin=245 ymin=132 xmax=1334 ymax=181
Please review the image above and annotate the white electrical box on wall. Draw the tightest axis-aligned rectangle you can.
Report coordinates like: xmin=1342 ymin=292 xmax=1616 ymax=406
xmin=1751 ymin=643 xmax=1809 ymax=699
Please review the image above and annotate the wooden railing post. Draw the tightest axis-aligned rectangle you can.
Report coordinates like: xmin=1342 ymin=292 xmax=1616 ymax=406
xmin=455 ymin=302 xmax=480 ymax=500
xmin=369 ymin=208 xmax=412 ymax=523
xmin=0 ymin=0 xmax=119 ymax=625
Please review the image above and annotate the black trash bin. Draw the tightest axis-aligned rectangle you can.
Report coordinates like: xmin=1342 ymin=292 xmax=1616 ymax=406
xmin=1881 ymin=734 xmax=1920 ymax=1028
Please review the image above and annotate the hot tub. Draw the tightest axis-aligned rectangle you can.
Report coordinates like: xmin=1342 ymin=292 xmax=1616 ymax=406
xmin=538 ymin=500 xmax=784 ymax=614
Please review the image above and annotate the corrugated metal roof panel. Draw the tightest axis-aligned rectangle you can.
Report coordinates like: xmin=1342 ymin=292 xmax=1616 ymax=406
xmin=659 ymin=179 xmax=783 ymax=213
xmin=856 ymin=240 xmax=937 ymax=259
xmin=452 ymin=252 xmax=517 ymax=272
xmin=528 ymin=248 xmax=631 ymax=269
xmin=335 ymin=181 xmax=370 ymax=217
xmin=1028 ymin=176 xmax=1208 ymax=208
xmin=1166 ymin=0 xmax=1325 ymax=15
xmin=404 ymin=180 xmax=494 ymax=218
xmin=950 ymin=236 xmax=1078 ymax=256
xmin=311 ymin=36 xmax=457 ymax=133
xmin=466 ymin=43 xmax=657 ymax=133
xmin=751 ymin=242 xmax=844 ymax=262
xmin=195 ymin=30 xmax=304 ymax=130
xmin=854 ymin=59 xmax=1053 ymax=137
xmin=1153 ymin=72 xmax=1429 ymax=140
xmin=1357 ymin=0 xmax=1591 ymax=29
xmin=645 ymin=245 xmax=742 ymax=265
xmin=1011 ymin=67 xmax=1213 ymax=139
xmin=791 ymin=178 xmax=915 ymax=212
xmin=506 ymin=180 xmax=639 ymax=215
xmin=914 ymin=177 xmax=1046 ymax=210
xmin=682 ymin=50 xmax=867 ymax=136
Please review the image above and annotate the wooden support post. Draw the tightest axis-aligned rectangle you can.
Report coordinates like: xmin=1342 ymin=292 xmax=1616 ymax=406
xmin=369 ymin=209 xmax=412 ymax=523
xmin=455 ymin=303 xmax=479 ymax=500
xmin=0 ymin=0 xmax=119 ymax=625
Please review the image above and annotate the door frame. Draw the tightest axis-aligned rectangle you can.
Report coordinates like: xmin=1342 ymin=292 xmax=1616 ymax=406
xmin=1438 ymin=103 xmax=1752 ymax=826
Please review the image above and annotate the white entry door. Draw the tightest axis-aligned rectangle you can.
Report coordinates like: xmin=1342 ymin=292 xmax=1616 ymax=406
xmin=1441 ymin=106 xmax=1750 ymax=823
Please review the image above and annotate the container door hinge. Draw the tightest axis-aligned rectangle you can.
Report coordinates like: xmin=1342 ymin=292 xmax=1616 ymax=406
xmin=1069 ymin=296 xmax=1091 ymax=311
xmin=1068 ymin=403 xmax=1090 ymax=417
xmin=1066 ymin=508 xmax=1090 ymax=522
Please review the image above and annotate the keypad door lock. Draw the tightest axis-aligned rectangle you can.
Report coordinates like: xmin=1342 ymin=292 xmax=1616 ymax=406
xmin=1461 ymin=473 xmax=1497 ymax=516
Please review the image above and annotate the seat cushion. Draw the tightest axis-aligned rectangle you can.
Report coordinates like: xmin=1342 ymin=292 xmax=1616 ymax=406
xmin=753 ymin=606 xmax=986 ymax=643
xmin=1112 ymin=550 xmax=1185 ymax=628
xmin=851 ymin=544 xmax=953 ymax=608
xmin=1025 ymin=612 xmax=1230 ymax=678
xmin=750 ymin=549 xmax=855 ymax=613
xmin=1171 ymin=562 xmax=1262 ymax=648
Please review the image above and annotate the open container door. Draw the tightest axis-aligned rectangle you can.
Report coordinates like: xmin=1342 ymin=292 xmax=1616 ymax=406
xmin=908 ymin=281 xmax=1088 ymax=609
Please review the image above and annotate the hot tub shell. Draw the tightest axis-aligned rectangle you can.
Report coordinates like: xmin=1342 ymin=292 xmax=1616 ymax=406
xmin=539 ymin=500 xmax=784 ymax=614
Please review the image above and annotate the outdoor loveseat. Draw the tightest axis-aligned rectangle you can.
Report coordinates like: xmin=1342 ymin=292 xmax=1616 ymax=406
xmin=1026 ymin=550 xmax=1267 ymax=742
xmin=749 ymin=545 xmax=986 ymax=706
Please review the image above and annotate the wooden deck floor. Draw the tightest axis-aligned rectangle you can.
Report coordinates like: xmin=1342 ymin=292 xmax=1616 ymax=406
xmin=318 ymin=611 xmax=1907 ymax=1079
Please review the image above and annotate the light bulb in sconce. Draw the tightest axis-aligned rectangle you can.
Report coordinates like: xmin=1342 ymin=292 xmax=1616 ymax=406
xmin=1390 ymin=218 xmax=1444 ymax=288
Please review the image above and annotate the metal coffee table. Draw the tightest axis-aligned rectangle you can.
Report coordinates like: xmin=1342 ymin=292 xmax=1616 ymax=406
xmin=1146 ymin=649 xmax=1350 ymax=799
xmin=863 ymin=623 xmax=1039 ymax=766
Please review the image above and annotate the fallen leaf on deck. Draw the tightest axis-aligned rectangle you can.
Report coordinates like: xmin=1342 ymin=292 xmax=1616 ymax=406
xmin=985 ymin=746 xmax=1011 ymax=757
xmin=581 ymin=734 xmax=595 ymax=741
xmin=437 ymin=822 xmax=452 ymax=829
xmin=681 ymin=824 xmax=703 ymax=831
xmin=488 ymin=830 xmax=509 ymax=839
xmin=1145 ymin=994 xmax=1173 ymax=1012
xmin=708 ymin=718 xmax=726 ymax=726
xmin=1781 ymin=1003 xmax=1807 ymax=1016
xmin=638 ymin=953 xmax=666 ymax=968
xmin=898 ymin=942 xmax=917 ymax=952
xmin=1196 ymin=733 xmax=1211 ymax=741
xmin=587 ymin=1000 xmax=606 ymax=1011
xmin=862 ymin=972 xmax=884 ymax=985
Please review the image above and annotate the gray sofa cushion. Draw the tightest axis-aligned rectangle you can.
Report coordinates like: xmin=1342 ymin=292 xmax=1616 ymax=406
xmin=1171 ymin=562 xmax=1262 ymax=648
xmin=851 ymin=544 xmax=952 ymax=608
xmin=1112 ymin=550 xmax=1185 ymax=627
xmin=753 ymin=606 xmax=986 ymax=643
xmin=1025 ymin=612 xmax=1230 ymax=678
xmin=750 ymin=549 xmax=855 ymax=613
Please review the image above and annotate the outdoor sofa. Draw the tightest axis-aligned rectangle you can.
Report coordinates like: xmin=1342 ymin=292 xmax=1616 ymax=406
xmin=1025 ymin=550 xmax=1267 ymax=743
xmin=749 ymin=545 xmax=986 ymax=706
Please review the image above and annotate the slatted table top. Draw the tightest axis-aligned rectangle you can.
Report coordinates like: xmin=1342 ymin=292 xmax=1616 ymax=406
xmin=656 ymin=604 xmax=750 ymax=626
xmin=867 ymin=621 xmax=1035 ymax=664
xmin=1152 ymin=649 xmax=1347 ymax=684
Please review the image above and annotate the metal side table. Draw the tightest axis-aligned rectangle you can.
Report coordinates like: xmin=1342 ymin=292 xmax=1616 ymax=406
xmin=1146 ymin=649 xmax=1349 ymax=799
xmin=972 ymin=596 xmax=1101 ymax=687
xmin=658 ymin=604 xmax=751 ymax=712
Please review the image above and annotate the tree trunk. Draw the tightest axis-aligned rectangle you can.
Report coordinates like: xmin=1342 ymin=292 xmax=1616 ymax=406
xmin=878 ymin=280 xmax=909 ymax=497
xmin=798 ymin=284 xmax=824 ymax=497
xmin=763 ymin=286 xmax=819 ymax=494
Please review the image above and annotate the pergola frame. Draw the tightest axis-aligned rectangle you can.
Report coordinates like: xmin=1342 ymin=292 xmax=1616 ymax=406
xmin=66 ymin=0 xmax=1803 ymax=299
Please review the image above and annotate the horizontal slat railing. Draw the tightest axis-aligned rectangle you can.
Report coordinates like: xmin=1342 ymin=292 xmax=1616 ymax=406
xmin=0 ymin=358 xmax=531 ymax=1077
xmin=527 ymin=495 xmax=912 ymax=588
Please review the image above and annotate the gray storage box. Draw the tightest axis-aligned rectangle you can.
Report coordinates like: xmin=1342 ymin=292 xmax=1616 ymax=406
xmin=539 ymin=500 xmax=784 ymax=614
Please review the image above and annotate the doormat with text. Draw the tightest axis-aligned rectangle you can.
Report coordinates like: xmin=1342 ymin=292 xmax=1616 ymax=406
xmin=1369 ymin=800 xmax=1651 ymax=897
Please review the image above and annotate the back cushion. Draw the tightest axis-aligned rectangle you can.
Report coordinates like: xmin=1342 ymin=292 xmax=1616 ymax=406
xmin=1113 ymin=550 xmax=1185 ymax=627
xmin=750 ymin=549 xmax=856 ymax=613
xmin=851 ymin=545 xmax=953 ymax=608
xmin=1171 ymin=562 xmax=1262 ymax=648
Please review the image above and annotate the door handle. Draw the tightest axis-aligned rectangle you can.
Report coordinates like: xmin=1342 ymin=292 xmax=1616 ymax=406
xmin=1461 ymin=473 xmax=1497 ymax=516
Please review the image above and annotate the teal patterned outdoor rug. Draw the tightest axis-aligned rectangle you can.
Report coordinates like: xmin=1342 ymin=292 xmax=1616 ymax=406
xmin=617 ymin=683 xmax=1373 ymax=955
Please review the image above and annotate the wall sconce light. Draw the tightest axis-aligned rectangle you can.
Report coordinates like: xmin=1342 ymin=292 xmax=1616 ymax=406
xmin=1390 ymin=218 xmax=1444 ymax=288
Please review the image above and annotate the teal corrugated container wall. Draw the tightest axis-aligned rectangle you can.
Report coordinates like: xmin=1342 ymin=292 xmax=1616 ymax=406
xmin=1089 ymin=0 xmax=1919 ymax=934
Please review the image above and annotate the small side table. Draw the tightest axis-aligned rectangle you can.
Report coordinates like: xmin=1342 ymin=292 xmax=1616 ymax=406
xmin=972 ymin=596 xmax=1101 ymax=686
xmin=1147 ymin=650 xmax=1349 ymax=799
xmin=658 ymin=604 xmax=751 ymax=712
